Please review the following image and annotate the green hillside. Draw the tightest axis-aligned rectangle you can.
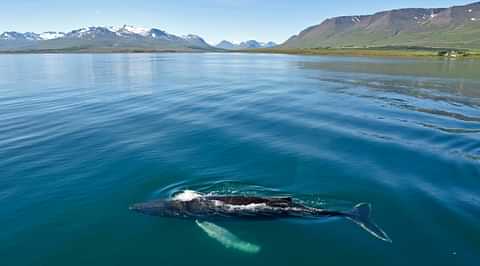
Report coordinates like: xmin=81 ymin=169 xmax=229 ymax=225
xmin=283 ymin=2 xmax=480 ymax=49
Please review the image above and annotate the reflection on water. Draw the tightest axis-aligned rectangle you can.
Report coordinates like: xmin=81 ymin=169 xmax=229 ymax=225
xmin=300 ymin=58 xmax=480 ymax=106
xmin=296 ymin=57 xmax=480 ymax=163
xmin=298 ymin=58 xmax=480 ymax=79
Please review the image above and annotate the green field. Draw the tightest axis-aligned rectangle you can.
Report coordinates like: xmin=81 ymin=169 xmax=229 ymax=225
xmin=1 ymin=46 xmax=479 ymax=59
xmin=241 ymin=47 xmax=480 ymax=59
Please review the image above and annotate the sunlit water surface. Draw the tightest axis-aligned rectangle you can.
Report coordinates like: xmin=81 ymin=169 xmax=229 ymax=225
xmin=0 ymin=53 xmax=479 ymax=266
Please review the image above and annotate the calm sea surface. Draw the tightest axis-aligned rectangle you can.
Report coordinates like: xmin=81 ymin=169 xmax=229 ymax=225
xmin=0 ymin=53 xmax=479 ymax=266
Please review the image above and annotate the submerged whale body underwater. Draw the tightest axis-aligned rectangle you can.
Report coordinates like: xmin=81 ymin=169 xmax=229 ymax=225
xmin=130 ymin=190 xmax=392 ymax=249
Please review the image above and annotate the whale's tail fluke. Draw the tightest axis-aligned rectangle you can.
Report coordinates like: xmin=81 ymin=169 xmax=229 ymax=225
xmin=345 ymin=203 xmax=392 ymax=243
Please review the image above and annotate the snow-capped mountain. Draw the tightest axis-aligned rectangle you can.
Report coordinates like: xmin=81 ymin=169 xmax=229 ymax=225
xmin=0 ymin=26 xmax=276 ymax=52
xmin=215 ymin=40 xmax=278 ymax=50
xmin=0 ymin=25 xmax=214 ymax=51
xmin=39 ymin=32 xmax=65 ymax=40
xmin=0 ymin=31 xmax=41 ymax=41
xmin=63 ymin=27 xmax=118 ymax=40
xmin=239 ymin=40 xmax=278 ymax=49
xmin=112 ymin=25 xmax=152 ymax=37
xmin=0 ymin=31 xmax=65 ymax=41
xmin=60 ymin=25 xmax=183 ymax=41
xmin=182 ymin=34 xmax=210 ymax=47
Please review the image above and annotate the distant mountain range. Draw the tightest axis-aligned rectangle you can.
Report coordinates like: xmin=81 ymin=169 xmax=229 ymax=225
xmin=216 ymin=40 xmax=277 ymax=50
xmin=1 ymin=2 xmax=479 ymax=53
xmin=0 ymin=25 xmax=278 ymax=52
xmin=0 ymin=25 xmax=214 ymax=52
xmin=283 ymin=1 xmax=480 ymax=49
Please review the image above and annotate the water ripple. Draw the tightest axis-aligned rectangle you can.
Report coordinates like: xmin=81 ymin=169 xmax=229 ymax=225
xmin=1 ymin=53 xmax=479 ymax=266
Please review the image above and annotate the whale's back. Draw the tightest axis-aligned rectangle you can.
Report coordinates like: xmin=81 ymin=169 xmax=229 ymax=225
xmin=206 ymin=196 xmax=295 ymax=207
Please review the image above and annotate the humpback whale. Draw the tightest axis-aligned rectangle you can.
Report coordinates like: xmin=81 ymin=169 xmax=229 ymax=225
xmin=130 ymin=190 xmax=391 ymax=248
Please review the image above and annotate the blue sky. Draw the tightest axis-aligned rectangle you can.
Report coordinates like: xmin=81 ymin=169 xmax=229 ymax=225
xmin=0 ymin=0 xmax=475 ymax=44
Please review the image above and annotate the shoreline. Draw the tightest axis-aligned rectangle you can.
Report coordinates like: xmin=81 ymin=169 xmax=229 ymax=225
xmin=238 ymin=47 xmax=480 ymax=59
xmin=0 ymin=47 xmax=479 ymax=59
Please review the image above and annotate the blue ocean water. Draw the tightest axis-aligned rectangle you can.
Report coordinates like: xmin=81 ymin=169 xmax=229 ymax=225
xmin=0 ymin=53 xmax=479 ymax=266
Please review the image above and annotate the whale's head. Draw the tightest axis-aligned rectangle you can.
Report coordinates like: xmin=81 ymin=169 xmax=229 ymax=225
xmin=129 ymin=200 xmax=184 ymax=217
xmin=130 ymin=190 xmax=206 ymax=218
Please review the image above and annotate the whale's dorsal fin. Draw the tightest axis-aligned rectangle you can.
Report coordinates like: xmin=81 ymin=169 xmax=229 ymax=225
xmin=196 ymin=220 xmax=261 ymax=253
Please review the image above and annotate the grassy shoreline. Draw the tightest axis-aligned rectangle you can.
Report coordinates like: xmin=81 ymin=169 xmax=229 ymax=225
xmin=1 ymin=47 xmax=479 ymax=59
xmin=238 ymin=47 xmax=480 ymax=59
